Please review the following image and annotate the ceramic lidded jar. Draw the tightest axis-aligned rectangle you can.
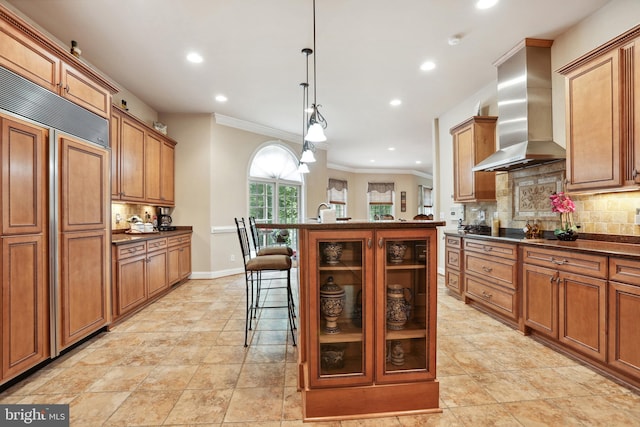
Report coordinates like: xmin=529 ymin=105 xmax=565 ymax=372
xmin=319 ymin=276 xmax=346 ymax=333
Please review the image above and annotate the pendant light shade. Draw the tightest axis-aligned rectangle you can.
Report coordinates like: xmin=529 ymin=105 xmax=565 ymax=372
xmin=300 ymin=144 xmax=316 ymax=163
xmin=297 ymin=162 xmax=310 ymax=174
xmin=305 ymin=122 xmax=326 ymax=143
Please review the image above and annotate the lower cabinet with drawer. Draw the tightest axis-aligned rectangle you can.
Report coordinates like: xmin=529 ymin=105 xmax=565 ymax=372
xmin=608 ymin=257 xmax=640 ymax=380
xmin=522 ymin=245 xmax=607 ymax=362
xmin=111 ymin=232 xmax=191 ymax=323
xmin=445 ymin=235 xmax=463 ymax=297
xmin=463 ymin=237 xmax=520 ymax=327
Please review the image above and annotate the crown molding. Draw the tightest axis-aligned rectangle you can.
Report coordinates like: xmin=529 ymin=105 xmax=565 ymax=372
xmin=214 ymin=113 xmax=299 ymax=144
xmin=327 ymin=163 xmax=432 ymax=179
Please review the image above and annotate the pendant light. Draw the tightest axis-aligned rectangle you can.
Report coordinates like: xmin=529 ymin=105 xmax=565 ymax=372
xmin=305 ymin=0 xmax=327 ymax=143
xmin=298 ymin=48 xmax=313 ymax=173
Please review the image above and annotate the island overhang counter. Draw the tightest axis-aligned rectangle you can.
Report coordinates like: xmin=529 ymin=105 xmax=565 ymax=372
xmin=258 ymin=220 xmax=445 ymax=421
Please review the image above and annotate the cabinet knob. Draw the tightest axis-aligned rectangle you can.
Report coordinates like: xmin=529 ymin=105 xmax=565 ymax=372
xmin=633 ymin=168 xmax=638 ymax=179
xmin=367 ymin=239 xmax=372 ymax=249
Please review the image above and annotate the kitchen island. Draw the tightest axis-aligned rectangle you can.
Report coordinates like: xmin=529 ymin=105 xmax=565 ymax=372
xmin=260 ymin=220 xmax=445 ymax=421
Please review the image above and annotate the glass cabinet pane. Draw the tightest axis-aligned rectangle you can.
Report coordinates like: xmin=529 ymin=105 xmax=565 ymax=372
xmin=377 ymin=229 xmax=435 ymax=382
xmin=309 ymin=231 xmax=373 ymax=387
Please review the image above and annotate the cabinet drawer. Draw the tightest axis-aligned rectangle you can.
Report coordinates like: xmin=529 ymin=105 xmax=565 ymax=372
xmin=116 ymin=242 xmax=146 ymax=259
xmin=445 ymin=247 xmax=461 ymax=270
xmin=464 ymin=238 xmax=517 ymax=260
xmin=445 ymin=269 xmax=462 ymax=293
xmin=609 ymin=257 xmax=640 ymax=286
xmin=521 ymin=246 xmax=607 ymax=279
xmin=445 ymin=235 xmax=462 ymax=249
xmin=465 ymin=275 xmax=517 ymax=320
xmin=168 ymin=234 xmax=191 ymax=247
xmin=464 ymin=252 xmax=517 ymax=290
xmin=146 ymin=238 xmax=167 ymax=253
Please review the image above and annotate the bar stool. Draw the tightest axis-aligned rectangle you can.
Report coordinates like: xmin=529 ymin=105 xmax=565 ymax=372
xmin=234 ymin=217 xmax=296 ymax=347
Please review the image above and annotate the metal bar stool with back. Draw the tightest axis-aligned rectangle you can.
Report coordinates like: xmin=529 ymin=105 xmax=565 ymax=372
xmin=234 ymin=217 xmax=297 ymax=347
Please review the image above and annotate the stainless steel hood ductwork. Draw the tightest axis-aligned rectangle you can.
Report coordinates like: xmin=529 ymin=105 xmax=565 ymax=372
xmin=472 ymin=39 xmax=566 ymax=172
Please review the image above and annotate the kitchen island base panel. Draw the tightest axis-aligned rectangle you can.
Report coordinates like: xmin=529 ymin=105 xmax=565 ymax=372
xmin=302 ymin=380 xmax=441 ymax=421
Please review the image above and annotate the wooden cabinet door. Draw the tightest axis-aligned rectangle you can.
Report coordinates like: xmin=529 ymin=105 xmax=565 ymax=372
xmin=120 ymin=118 xmax=145 ymax=202
xmin=1 ymin=235 xmax=49 ymax=380
xmin=58 ymin=230 xmax=109 ymax=350
xmin=565 ymin=49 xmax=621 ymax=191
xmin=0 ymin=20 xmax=59 ymax=92
xmin=115 ymin=254 xmax=147 ymax=316
xmin=110 ymin=108 xmax=121 ymax=199
xmin=144 ymin=132 xmax=162 ymax=203
xmin=168 ymin=245 xmax=181 ymax=285
xmin=608 ymin=281 xmax=640 ymax=379
xmin=60 ymin=62 xmax=111 ymax=118
xmin=58 ymin=134 xmax=108 ymax=232
xmin=147 ymin=250 xmax=168 ymax=298
xmin=1 ymin=116 xmax=46 ymax=235
xmin=453 ymin=124 xmax=475 ymax=201
xmin=522 ymin=263 xmax=558 ymax=338
xmin=160 ymin=141 xmax=175 ymax=205
xmin=179 ymin=243 xmax=191 ymax=280
xmin=558 ymin=272 xmax=607 ymax=362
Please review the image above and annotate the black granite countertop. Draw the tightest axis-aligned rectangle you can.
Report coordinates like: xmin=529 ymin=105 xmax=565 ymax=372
xmin=445 ymin=229 xmax=640 ymax=259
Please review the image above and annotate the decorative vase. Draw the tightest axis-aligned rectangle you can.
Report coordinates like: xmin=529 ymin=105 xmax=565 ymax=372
xmin=322 ymin=242 xmax=343 ymax=265
xmin=386 ymin=284 xmax=413 ymax=330
xmin=319 ymin=276 xmax=345 ymax=333
xmin=555 ymin=212 xmax=579 ymax=241
xmin=388 ymin=241 xmax=408 ymax=263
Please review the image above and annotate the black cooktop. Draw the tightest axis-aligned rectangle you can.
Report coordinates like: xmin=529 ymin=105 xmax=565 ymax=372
xmin=462 ymin=224 xmax=491 ymax=235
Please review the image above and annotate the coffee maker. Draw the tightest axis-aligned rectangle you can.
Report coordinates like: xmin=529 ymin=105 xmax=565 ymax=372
xmin=156 ymin=207 xmax=176 ymax=231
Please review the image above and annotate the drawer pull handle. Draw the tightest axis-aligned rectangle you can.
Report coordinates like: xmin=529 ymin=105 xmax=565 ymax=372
xmin=483 ymin=246 xmax=493 ymax=252
xmin=482 ymin=266 xmax=493 ymax=273
xmin=450 ymin=278 xmax=457 ymax=285
xmin=550 ymin=257 xmax=568 ymax=265
xmin=367 ymin=239 xmax=372 ymax=249
xmin=379 ymin=238 xmax=384 ymax=248
xmin=481 ymin=291 xmax=492 ymax=299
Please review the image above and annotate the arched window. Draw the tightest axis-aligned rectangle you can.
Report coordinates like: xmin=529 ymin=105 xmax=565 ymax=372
xmin=248 ymin=143 xmax=302 ymax=246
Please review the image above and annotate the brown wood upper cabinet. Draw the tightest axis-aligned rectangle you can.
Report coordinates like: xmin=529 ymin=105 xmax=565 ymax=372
xmin=450 ymin=116 xmax=497 ymax=202
xmin=558 ymin=26 xmax=640 ymax=192
xmin=0 ymin=6 xmax=118 ymax=118
xmin=111 ymin=106 xmax=176 ymax=206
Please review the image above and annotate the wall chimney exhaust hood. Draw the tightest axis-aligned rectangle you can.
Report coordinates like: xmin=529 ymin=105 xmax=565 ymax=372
xmin=472 ymin=39 xmax=565 ymax=172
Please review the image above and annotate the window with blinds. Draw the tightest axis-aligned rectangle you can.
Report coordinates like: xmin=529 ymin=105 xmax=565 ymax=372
xmin=368 ymin=182 xmax=394 ymax=220
xmin=328 ymin=178 xmax=348 ymax=217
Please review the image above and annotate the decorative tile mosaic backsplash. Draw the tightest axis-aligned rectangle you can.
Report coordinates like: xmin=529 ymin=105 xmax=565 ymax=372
xmin=492 ymin=160 xmax=640 ymax=236
xmin=111 ymin=203 xmax=159 ymax=231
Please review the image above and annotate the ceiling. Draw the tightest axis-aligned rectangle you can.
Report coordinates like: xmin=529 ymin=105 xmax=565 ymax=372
xmin=5 ymin=0 xmax=611 ymax=176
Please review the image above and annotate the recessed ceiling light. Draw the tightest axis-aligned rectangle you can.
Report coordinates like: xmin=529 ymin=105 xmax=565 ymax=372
xmin=476 ymin=0 xmax=498 ymax=10
xmin=370 ymin=159 xmax=375 ymax=163
xmin=420 ymin=61 xmax=436 ymax=71
xmin=186 ymin=52 xmax=203 ymax=63
xmin=390 ymin=99 xmax=402 ymax=106
xmin=448 ymin=36 xmax=461 ymax=46
xmin=388 ymin=147 xmax=396 ymax=151
xmin=416 ymin=160 xmax=422 ymax=164
xmin=215 ymin=94 xmax=228 ymax=102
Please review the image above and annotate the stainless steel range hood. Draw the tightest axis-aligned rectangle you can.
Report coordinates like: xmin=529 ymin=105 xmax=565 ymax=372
xmin=472 ymin=39 xmax=565 ymax=172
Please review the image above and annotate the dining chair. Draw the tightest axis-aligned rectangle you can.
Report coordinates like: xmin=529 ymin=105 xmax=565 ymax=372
xmin=235 ymin=217 xmax=296 ymax=347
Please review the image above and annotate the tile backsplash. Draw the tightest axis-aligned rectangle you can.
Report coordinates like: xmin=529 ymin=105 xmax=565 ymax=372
xmin=112 ymin=203 xmax=160 ymax=231
xmin=491 ymin=161 xmax=640 ymax=237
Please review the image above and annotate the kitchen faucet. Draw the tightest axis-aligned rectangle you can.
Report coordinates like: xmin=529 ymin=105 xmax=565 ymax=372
xmin=317 ymin=203 xmax=331 ymax=220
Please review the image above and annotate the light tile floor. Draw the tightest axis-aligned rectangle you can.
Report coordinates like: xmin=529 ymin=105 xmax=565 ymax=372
xmin=2 ymin=273 xmax=640 ymax=426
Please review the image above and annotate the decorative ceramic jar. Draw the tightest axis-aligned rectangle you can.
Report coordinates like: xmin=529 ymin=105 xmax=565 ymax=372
xmin=386 ymin=284 xmax=413 ymax=330
xmin=388 ymin=340 xmax=405 ymax=366
xmin=320 ymin=276 xmax=346 ymax=333
xmin=322 ymin=242 xmax=343 ymax=265
xmin=321 ymin=345 xmax=346 ymax=370
xmin=388 ymin=241 xmax=408 ymax=263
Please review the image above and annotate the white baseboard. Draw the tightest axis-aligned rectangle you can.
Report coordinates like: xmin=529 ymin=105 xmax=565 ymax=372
xmin=188 ymin=269 xmax=243 ymax=280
